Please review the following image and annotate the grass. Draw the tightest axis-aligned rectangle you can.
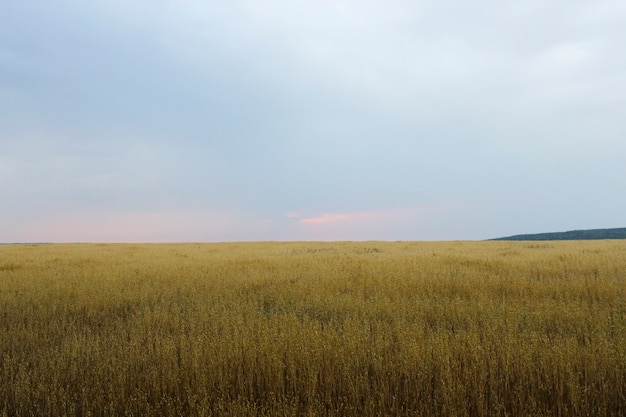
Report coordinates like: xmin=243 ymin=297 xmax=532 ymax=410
xmin=1 ymin=241 xmax=625 ymax=416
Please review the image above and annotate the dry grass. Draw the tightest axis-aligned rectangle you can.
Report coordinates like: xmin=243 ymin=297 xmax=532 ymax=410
xmin=1 ymin=241 xmax=625 ymax=416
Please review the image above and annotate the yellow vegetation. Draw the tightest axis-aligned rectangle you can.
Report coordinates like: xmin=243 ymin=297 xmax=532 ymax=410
xmin=1 ymin=241 xmax=625 ymax=416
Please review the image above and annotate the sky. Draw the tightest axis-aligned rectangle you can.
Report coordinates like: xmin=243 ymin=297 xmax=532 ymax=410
xmin=1 ymin=0 xmax=625 ymax=242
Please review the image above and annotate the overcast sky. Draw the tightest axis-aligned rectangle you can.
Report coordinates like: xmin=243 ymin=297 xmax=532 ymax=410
xmin=1 ymin=0 xmax=625 ymax=242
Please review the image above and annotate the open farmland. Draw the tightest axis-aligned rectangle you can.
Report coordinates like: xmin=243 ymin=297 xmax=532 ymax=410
xmin=1 ymin=241 xmax=625 ymax=416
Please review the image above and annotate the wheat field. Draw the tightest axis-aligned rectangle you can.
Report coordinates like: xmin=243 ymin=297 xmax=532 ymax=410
xmin=1 ymin=241 xmax=625 ymax=416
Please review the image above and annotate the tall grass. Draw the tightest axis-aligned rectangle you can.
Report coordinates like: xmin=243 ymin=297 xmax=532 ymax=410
xmin=1 ymin=241 xmax=625 ymax=416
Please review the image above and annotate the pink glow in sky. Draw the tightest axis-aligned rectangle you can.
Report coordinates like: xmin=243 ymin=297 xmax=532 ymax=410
xmin=4 ymin=204 xmax=462 ymax=243
xmin=287 ymin=204 xmax=475 ymax=241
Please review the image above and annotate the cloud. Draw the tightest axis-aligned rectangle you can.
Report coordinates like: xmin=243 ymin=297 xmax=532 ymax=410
xmin=300 ymin=212 xmax=372 ymax=224
xmin=291 ymin=204 xmax=466 ymax=240
xmin=283 ymin=211 xmax=303 ymax=219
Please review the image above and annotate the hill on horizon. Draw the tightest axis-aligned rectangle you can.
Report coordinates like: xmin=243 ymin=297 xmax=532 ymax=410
xmin=491 ymin=227 xmax=626 ymax=241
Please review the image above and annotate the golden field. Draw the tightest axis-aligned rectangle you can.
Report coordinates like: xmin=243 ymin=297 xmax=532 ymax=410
xmin=1 ymin=241 xmax=625 ymax=416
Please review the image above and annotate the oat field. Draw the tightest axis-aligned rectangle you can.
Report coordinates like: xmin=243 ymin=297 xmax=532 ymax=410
xmin=1 ymin=241 xmax=625 ymax=416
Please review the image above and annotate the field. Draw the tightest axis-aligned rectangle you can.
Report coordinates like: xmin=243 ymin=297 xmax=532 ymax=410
xmin=1 ymin=241 xmax=625 ymax=416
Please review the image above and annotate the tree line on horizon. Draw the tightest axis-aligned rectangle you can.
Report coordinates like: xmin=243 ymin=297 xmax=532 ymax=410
xmin=491 ymin=227 xmax=626 ymax=241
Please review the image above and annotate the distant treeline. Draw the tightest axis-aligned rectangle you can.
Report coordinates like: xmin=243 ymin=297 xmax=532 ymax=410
xmin=492 ymin=227 xmax=626 ymax=241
